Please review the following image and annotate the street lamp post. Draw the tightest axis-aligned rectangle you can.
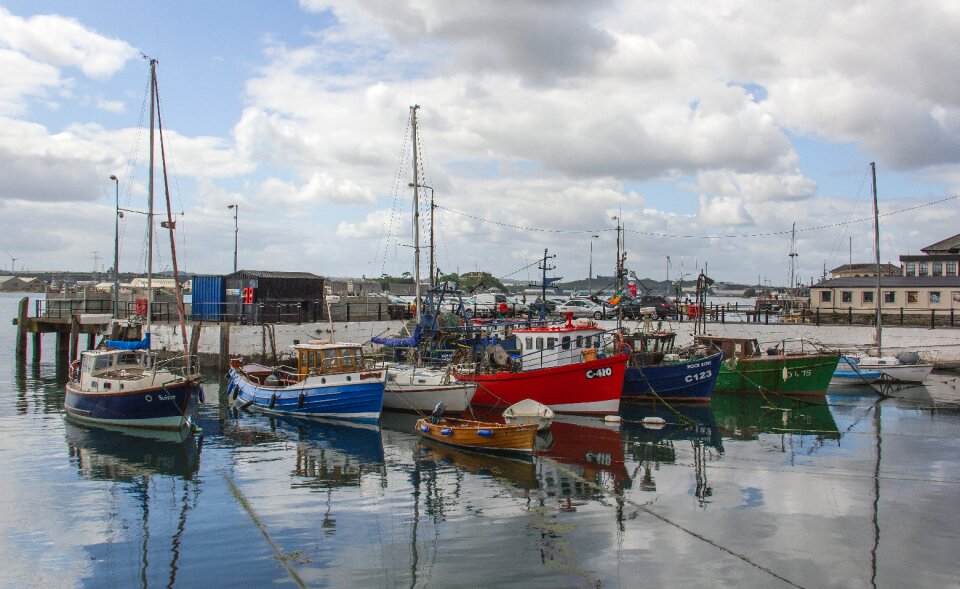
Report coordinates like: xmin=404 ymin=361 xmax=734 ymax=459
xmin=588 ymin=234 xmax=599 ymax=294
xmin=227 ymin=204 xmax=238 ymax=273
xmin=110 ymin=174 xmax=120 ymax=319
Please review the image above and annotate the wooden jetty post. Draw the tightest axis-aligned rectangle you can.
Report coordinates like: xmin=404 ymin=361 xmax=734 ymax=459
xmin=15 ymin=297 xmax=28 ymax=361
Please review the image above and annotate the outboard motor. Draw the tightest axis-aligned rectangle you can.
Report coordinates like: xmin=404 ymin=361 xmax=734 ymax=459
xmin=430 ymin=402 xmax=446 ymax=424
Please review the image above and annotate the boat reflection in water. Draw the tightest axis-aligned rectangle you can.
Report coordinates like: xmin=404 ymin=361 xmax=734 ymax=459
xmin=223 ymin=412 xmax=386 ymax=490
xmin=62 ymin=420 xmax=202 ymax=588
xmin=619 ymin=403 xmax=722 ymax=503
xmin=64 ymin=419 xmax=201 ymax=481
xmin=711 ymin=391 xmax=841 ymax=445
xmin=536 ymin=416 xmax=631 ymax=510
xmin=414 ymin=440 xmax=538 ymax=490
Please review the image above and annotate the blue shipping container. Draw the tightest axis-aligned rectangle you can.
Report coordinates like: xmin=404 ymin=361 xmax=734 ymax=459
xmin=191 ymin=275 xmax=225 ymax=321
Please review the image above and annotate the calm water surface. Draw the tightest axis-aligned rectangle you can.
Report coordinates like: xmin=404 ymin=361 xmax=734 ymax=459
xmin=2 ymin=292 xmax=958 ymax=588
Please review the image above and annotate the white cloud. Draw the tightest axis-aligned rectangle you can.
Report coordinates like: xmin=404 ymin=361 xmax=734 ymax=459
xmin=0 ymin=7 xmax=137 ymax=78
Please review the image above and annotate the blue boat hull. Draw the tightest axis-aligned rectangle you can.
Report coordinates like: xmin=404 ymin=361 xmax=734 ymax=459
xmin=622 ymin=351 xmax=723 ymax=403
xmin=64 ymin=381 xmax=198 ymax=430
xmin=228 ymin=369 xmax=384 ymax=423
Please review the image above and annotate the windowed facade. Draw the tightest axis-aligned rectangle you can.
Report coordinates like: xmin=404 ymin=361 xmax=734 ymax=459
xmin=919 ymin=262 xmax=929 ymax=276
xmin=954 ymin=292 xmax=960 ymax=304
xmin=841 ymin=291 xmax=853 ymax=303
xmin=821 ymin=291 xmax=832 ymax=303
xmin=907 ymin=291 xmax=919 ymax=304
xmin=948 ymin=262 xmax=958 ymax=277
xmin=930 ymin=291 xmax=941 ymax=304
xmin=906 ymin=262 xmax=916 ymax=276
xmin=862 ymin=291 xmax=874 ymax=304
xmin=933 ymin=262 xmax=943 ymax=277
xmin=884 ymin=291 xmax=896 ymax=303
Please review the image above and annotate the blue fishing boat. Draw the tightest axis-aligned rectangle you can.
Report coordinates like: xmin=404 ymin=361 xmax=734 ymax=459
xmin=228 ymin=341 xmax=386 ymax=423
xmin=619 ymin=330 xmax=723 ymax=403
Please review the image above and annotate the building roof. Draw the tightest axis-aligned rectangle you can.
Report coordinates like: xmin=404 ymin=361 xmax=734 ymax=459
xmin=829 ymin=263 xmax=900 ymax=275
xmin=812 ymin=276 xmax=960 ymax=288
xmin=921 ymin=233 xmax=960 ymax=254
xmin=227 ymin=270 xmax=323 ymax=280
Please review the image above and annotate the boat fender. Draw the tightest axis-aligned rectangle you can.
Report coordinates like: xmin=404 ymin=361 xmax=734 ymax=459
xmin=198 ymin=388 xmax=205 ymax=403
xmin=232 ymin=385 xmax=240 ymax=401
xmin=476 ymin=429 xmax=493 ymax=437
xmin=419 ymin=424 xmax=430 ymax=432
xmin=269 ymin=393 xmax=277 ymax=409
xmin=440 ymin=428 xmax=453 ymax=436
xmin=297 ymin=392 xmax=305 ymax=409
xmin=239 ymin=399 xmax=254 ymax=410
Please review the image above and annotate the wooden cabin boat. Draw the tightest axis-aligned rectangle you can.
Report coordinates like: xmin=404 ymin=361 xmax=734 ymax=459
xmin=228 ymin=341 xmax=385 ymax=423
xmin=620 ymin=330 xmax=723 ymax=403
xmin=694 ymin=335 xmax=839 ymax=396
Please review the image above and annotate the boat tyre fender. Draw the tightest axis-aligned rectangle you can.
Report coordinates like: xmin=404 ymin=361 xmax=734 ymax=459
xmin=269 ymin=393 xmax=277 ymax=409
xmin=69 ymin=359 xmax=80 ymax=381
xmin=297 ymin=392 xmax=305 ymax=409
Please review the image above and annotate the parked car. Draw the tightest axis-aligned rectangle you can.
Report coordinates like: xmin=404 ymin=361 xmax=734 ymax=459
xmin=527 ymin=298 xmax=557 ymax=315
xmin=555 ymin=298 xmax=607 ymax=319
xmin=621 ymin=295 xmax=678 ymax=319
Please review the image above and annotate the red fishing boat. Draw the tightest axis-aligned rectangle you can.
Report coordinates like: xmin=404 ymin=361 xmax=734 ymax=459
xmin=452 ymin=317 xmax=628 ymax=415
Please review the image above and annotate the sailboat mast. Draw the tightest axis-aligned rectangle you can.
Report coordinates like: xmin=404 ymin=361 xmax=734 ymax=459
xmin=789 ymin=222 xmax=797 ymax=293
xmin=410 ymin=105 xmax=421 ymax=322
xmin=147 ymin=58 xmax=156 ymax=337
xmin=871 ymin=162 xmax=882 ymax=355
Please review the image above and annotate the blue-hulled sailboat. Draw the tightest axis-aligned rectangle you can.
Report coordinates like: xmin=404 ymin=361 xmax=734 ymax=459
xmin=64 ymin=58 xmax=201 ymax=431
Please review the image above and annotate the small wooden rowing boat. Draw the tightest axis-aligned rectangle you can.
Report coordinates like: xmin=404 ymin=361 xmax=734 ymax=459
xmin=415 ymin=405 xmax=538 ymax=454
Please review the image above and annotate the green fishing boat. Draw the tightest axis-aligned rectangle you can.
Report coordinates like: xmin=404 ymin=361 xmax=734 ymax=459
xmin=694 ymin=336 xmax=839 ymax=395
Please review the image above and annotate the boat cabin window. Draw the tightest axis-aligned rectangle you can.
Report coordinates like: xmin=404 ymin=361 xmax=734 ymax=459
xmin=93 ymin=356 xmax=113 ymax=371
xmin=546 ymin=337 xmax=556 ymax=349
xmin=561 ymin=336 xmax=571 ymax=350
xmin=525 ymin=337 xmax=533 ymax=349
xmin=300 ymin=347 xmax=363 ymax=375
xmin=575 ymin=336 xmax=583 ymax=348
xmin=536 ymin=338 xmax=544 ymax=350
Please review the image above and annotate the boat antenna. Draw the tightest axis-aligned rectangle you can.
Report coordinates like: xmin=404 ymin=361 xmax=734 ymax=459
xmin=871 ymin=162 xmax=882 ymax=356
xmin=538 ymin=249 xmax=556 ymax=321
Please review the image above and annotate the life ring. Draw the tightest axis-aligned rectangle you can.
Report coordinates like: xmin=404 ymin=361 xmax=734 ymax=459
xmin=498 ymin=302 xmax=509 ymax=314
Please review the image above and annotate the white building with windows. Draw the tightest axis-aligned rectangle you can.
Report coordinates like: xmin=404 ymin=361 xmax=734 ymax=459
xmin=811 ymin=234 xmax=960 ymax=318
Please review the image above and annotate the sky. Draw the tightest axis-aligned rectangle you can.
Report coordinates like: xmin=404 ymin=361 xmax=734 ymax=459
xmin=1 ymin=0 xmax=958 ymax=287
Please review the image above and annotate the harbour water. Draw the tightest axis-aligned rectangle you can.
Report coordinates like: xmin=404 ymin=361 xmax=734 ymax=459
xmin=2 ymin=292 xmax=959 ymax=588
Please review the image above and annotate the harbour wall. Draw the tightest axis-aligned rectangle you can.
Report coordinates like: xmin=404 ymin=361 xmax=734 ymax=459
xmin=149 ymin=319 xmax=960 ymax=371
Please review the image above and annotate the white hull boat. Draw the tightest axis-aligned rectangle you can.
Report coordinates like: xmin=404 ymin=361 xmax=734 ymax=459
xmin=383 ymin=364 xmax=477 ymax=413
xmin=857 ymin=357 xmax=934 ymax=384
xmin=502 ymin=398 xmax=555 ymax=431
